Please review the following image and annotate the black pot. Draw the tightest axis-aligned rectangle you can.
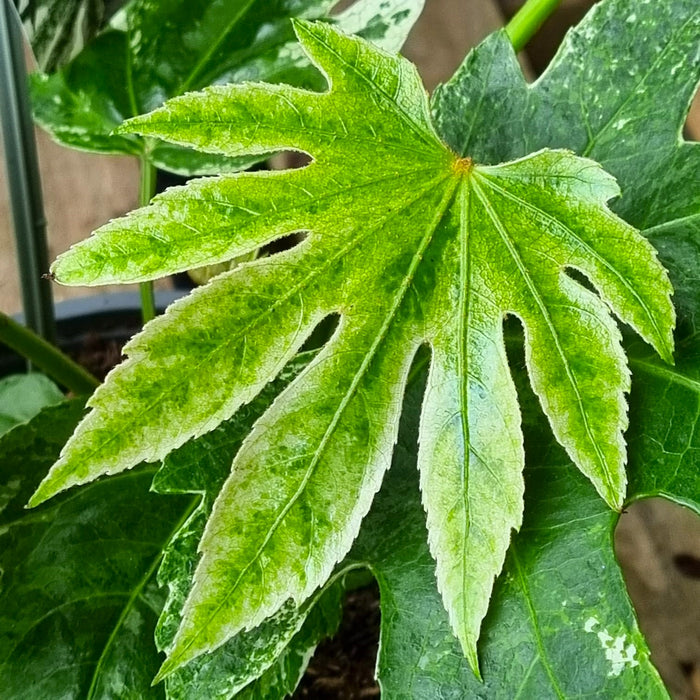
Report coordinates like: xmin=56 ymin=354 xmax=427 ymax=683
xmin=1 ymin=290 xmax=185 ymax=379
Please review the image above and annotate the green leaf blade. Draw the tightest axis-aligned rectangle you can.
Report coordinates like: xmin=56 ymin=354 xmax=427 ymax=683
xmin=418 ymin=186 xmax=525 ymax=671
xmin=0 ymin=373 xmax=64 ymax=436
xmin=151 ymin=354 xmax=348 ymax=698
xmin=0 ymin=399 xmax=190 ymax=699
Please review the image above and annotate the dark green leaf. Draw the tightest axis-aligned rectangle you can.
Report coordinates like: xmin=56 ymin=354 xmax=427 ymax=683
xmin=346 ymin=380 xmax=667 ymax=697
xmin=0 ymin=399 xmax=190 ymax=698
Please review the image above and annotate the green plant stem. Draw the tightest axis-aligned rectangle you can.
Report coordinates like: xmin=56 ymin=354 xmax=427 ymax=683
xmin=505 ymin=0 xmax=562 ymax=52
xmin=0 ymin=1 xmax=55 ymax=343
xmin=0 ymin=311 xmax=99 ymax=395
xmin=138 ymin=157 xmax=157 ymax=323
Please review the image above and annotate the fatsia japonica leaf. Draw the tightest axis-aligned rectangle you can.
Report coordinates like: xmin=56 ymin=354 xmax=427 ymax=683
xmin=30 ymin=19 xmax=675 ymax=676
xmin=29 ymin=0 xmax=423 ymax=175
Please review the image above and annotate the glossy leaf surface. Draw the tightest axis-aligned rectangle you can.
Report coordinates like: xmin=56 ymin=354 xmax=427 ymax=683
xmin=345 ymin=379 xmax=668 ymax=698
xmin=0 ymin=399 xmax=190 ymax=698
xmin=29 ymin=0 xmax=424 ymax=175
xmin=32 ymin=20 xmax=674 ymax=675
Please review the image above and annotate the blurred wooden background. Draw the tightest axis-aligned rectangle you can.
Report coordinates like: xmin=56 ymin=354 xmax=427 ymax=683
xmin=1 ymin=1 xmax=699 ymax=696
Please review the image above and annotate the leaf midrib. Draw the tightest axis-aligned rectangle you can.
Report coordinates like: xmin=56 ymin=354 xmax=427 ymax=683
xmin=172 ymin=175 xmax=459 ymax=665
xmin=510 ymin=544 xmax=566 ymax=699
xmin=631 ymin=357 xmax=700 ymax=393
xmin=470 ymin=173 xmax=617 ymax=501
xmin=178 ymin=0 xmax=257 ymax=94
xmin=457 ymin=178 xmax=474 ymax=641
xmin=137 ymin=111 xmax=442 ymax=161
xmin=90 ymin=164 xmax=450 ymax=284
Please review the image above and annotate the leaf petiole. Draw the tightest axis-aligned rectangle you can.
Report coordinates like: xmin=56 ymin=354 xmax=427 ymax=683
xmin=138 ymin=156 xmax=157 ymax=324
xmin=505 ymin=0 xmax=563 ymax=52
xmin=0 ymin=311 xmax=99 ymax=395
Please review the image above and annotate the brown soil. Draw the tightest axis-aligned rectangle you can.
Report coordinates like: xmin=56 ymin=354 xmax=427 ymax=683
xmin=72 ymin=332 xmax=125 ymax=382
xmin=294 ymin=585 xmax=381 ymax=699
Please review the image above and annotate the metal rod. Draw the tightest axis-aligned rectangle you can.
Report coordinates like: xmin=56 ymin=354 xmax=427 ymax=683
xmin=0 ymin=0 xmax=55 ymax=343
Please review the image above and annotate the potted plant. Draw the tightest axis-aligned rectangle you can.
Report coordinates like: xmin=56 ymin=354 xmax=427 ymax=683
xmin=1 ymin=0 xmax=699 ymax=697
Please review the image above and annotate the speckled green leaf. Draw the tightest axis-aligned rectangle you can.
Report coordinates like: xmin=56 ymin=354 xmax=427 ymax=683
xmin=0 ymin=373 xmax=63 ymax=436
xmin=430 ymin=0 xmax=699 ymax=513
xmin=0 ymin=399 xmax=191 ymax=699
xmin=29 ymin=0 xmax=424 ymax=175
xmin=30 ymin=20 xmax=675 ymax=677
xmin=347 ymin=378 xmax=668 ymax=698
xmin=432 ymin=0 xmax=699 ymax=233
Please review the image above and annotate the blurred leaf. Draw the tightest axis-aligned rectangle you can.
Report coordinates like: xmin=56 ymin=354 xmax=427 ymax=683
xmin=0 ymin=373 xmax=63 ymax=436
xmin=11 ymin=0 xmax=124 ymax=71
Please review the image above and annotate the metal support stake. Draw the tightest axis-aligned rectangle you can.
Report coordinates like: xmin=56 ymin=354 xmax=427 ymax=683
xmin=0 ymin=0 xmax=55 ymax=343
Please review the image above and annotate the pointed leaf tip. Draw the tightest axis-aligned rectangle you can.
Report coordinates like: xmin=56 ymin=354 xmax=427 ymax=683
xmin=26 ymin=480 xmax=53 ymax=509
xmin=151 ymin=661 xmax=172 ymax=686
xmin=464 ymin=641 xmax=483 ymax=681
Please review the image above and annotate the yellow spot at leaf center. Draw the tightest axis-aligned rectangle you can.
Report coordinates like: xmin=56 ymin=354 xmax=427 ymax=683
xmin=451 ymin=156 xmax=474 ymax=176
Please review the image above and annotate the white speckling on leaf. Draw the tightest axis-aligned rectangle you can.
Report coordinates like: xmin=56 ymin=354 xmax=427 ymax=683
xmin=584 ymin=616 xmax=598 ymax=633
xmin=583 ymin=617 xmax=640 ymax=677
